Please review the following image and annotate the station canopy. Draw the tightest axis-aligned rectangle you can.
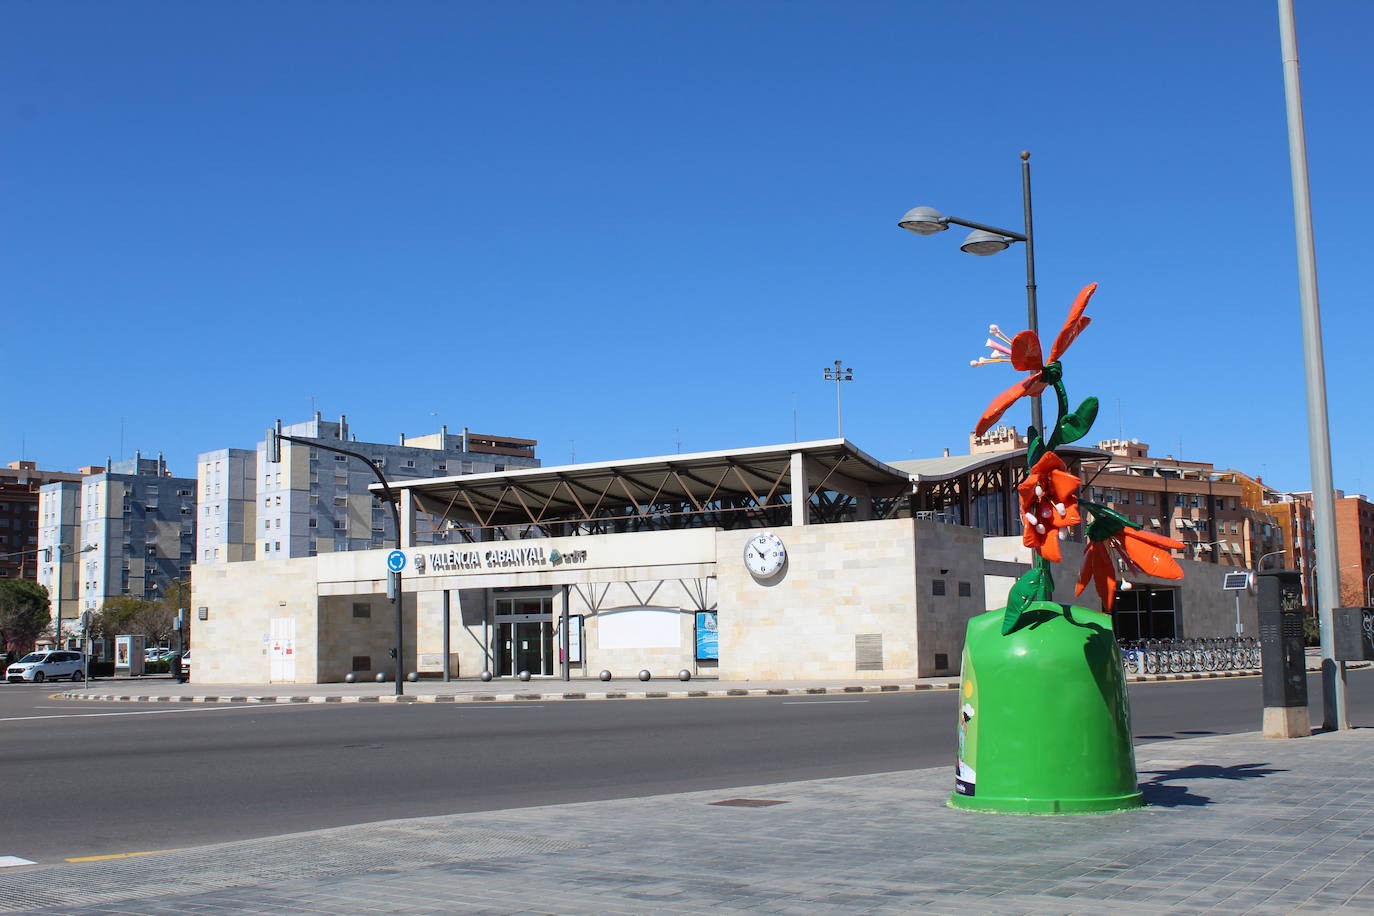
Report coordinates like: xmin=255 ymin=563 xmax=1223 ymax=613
xmin=373 ymin=439 xmax=915 ymax=538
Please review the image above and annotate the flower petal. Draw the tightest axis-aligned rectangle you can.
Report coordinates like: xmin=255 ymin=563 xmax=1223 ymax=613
xmin=1010 ymin=330 xmax=1044 ymax=371
xmin=1121 ymin=531 xmax=1184 ymax=579
xmin=1039 ymin=530 xmax=1063 ymax=563
xmin=975 ymin=374 xmax=1041 ymax=436
xmin=1047 ymin=468 xmax=1081 ymax=503
xmin=1048 ymin=282 xmax=1098 ymax=362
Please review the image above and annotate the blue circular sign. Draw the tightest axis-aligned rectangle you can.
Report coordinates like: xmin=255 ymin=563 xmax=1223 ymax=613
xmin=386 ymin=549 xmax=406 ymax=573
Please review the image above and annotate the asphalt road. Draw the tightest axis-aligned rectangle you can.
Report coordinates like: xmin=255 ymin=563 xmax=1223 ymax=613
xmin=2 ymin=669 xmax=1371 ymax=864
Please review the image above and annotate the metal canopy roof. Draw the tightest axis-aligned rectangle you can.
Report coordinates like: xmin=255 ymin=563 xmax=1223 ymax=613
xmin=888 ymin=445 xmax=1112 ymax=483
xmin=374 ymin=439 xmax=914 ymax=528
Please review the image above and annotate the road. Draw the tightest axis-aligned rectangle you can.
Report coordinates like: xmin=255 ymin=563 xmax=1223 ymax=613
xmin=2 ymin=669 xmax=1371 ymax=864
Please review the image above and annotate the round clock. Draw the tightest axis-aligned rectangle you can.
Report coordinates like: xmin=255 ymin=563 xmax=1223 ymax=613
xmin=744 ymin=531 xmax=787 ymax=579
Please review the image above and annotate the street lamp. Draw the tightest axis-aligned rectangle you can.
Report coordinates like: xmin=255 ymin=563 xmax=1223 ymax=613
xmin=1366 ymin=571 xmax=1373 ymax=605
xmin=823 ymin=360 xmax=853 ymax=437
xmin=899 ymin=150 xmax=1042 ymax=432
xmin=1258 ymin=549 xmax=1286 ymax=570
xmin=270 ymin=420 xmax=406 ymax=696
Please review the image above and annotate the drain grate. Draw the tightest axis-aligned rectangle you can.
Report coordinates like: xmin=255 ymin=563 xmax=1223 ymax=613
xmin=708 ymin=798 xmax=788 ymax=808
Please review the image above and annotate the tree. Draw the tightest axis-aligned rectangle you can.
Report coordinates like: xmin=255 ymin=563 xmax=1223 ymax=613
xmin=92 ymin=596 xmax=173 ymax=645
xmin=0 ymin=579 xmax=52 ymax=658
xmin=89 ymin=578 xmax=193 ymax=647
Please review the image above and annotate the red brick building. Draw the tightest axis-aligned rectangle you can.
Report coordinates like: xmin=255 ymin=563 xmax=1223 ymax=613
xmin=0 ymin=461 xmax=84 ymax=581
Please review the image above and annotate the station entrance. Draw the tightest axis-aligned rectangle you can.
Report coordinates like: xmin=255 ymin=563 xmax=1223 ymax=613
xmin=493 ymin=591 xmax=554 ymax=676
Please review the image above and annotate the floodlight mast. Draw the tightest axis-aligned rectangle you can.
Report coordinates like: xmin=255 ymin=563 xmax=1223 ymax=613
xmin=269 ymin=419 xmax=405 ymax=696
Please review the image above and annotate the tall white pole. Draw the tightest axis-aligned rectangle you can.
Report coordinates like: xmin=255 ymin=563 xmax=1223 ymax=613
xmin=1277 ymin=0 xmax=1346 ymax=730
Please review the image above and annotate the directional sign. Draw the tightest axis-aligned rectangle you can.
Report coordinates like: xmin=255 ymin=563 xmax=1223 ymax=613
xmin=386 ymin=549 xmax=406 ymax=573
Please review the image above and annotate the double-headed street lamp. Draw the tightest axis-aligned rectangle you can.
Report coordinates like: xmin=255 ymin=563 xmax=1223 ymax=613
xmin=899 ymin=150 xmax=1043 ymax=433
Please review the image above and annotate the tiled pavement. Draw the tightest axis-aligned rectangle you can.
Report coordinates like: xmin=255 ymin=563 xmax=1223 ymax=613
xmin=2 ymin=728 xmax=1371 ymax=914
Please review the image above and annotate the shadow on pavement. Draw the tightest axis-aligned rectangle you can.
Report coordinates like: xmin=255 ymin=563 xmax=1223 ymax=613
xmin=1137 ymin=761 xmax=1287 ymax=808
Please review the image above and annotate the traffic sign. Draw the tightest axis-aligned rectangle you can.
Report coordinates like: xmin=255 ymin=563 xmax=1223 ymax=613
xmin=386 ymin=550 xmax=406 ymax=573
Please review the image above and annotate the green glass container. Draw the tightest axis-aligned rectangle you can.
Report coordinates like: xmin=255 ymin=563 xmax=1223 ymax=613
xmin=950 ymin=600 xmax=1143 ymax=814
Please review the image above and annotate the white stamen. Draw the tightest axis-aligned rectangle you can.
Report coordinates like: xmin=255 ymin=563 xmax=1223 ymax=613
xmin=969 ymin=359 xmax=980 ymax=367
xmin=1055 ymin=502 xmax=1066 ymax=515
xmin=1058 ymin=529 xmax=1066 ymax=540
xmin=1024 ymin=512 xmax=1037 ymax=526
xmin=1034 ymin=485 xmax=1043 ymax=498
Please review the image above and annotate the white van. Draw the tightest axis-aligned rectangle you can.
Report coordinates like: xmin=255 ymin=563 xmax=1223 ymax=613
xmin=6 ymin=650 xmax=86 ymax=683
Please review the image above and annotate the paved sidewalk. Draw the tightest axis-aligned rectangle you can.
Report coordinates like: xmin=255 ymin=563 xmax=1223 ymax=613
xmin=2 ymin=727 xmax=1370 ymax=914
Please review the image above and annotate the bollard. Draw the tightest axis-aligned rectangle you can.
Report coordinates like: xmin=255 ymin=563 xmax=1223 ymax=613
xmin=407 ymin=671 xmax=419 ymax=683
xmin=344 ymin=672 xmax=356 ymax=683
xmin=518 ymin=670 xmax=531 ymax=682
xmin=480 ymin=670 xmax=493 ymax=682
xmin=599 ymin=670 xmax=612 ymax=681
xmin=638 ymin=669 xmax=651 ymax=682
xmin=678 ymin=669 xmax=692 ymax=681
xmin=376 ymin=672 xmax=388 ymax=683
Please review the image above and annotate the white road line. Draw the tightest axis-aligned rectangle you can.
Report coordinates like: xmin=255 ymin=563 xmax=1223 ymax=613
xmin=0 ymin=704 xmax=297 ymax=722
xmin=781 ymin=699 xmax=870 ymax=705
xmin=0 ymin=856 xmax=36 ymax=867
xmin=461 ymin=704 xmax=546 ymax=709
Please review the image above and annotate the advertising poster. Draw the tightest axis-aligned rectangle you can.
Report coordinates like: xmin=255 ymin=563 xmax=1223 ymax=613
xmin=115 ymin=636 xmax=131 ymax=668
xmin=695 ymin=612 xmax=719 ymax=661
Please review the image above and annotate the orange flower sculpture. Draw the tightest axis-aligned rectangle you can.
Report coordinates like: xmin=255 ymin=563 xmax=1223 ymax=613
xmin=970 ymin=282 xmax=1185 ymax=634
xmin=1017 ymin=452 xmax=1082 ymax=563
xmin=974 ymin=283 xmax=1096 ymax=437
xmin=1076 ymin=527 xmax=1186 ymax=612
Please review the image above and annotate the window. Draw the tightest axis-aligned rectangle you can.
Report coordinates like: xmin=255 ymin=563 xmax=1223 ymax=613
xmin=958 ymin=581 xmax=972 ymax=597
xmin=1135 ymin=492 xmax=1144 ymax=504
xmin=274 ymin=518 xmax=281 ymax=528
xmin=932 ymin=579 xmax=946 ymax=596
xmin=334 ymin=496 xmax=347 ymax=506
xmin=436 ymin=463 xmax=446 ymax=472
xmin=404 ymin=459 xmax=415 ymax=468
xmin=264 ymin=498 xmax=270 ymax=507
xmin=352 ymin=603 xmax=371 ymax=619
xmin=274 ymin=541 xmax=281 ymax=551
xmin=308 ymin=518 xmax=317 ymax=528
xmin=334 ymin=520 xmax=345 ymax=529
xmin=264 ymin=520 xmax=270 ymax=530
xmin=1174 ymin=495 xmax=1184 ymax=507
xmin=334 ymin=455 xmax=347 ymax=462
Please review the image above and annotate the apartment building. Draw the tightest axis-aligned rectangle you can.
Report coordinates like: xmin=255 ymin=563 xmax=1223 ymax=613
xmin=2 ymin=460 xmax=84 ymax=581
xmin=198 ymin=414 xmax=540 ymax=562
xmin=71 ymin=454 xmax=198 ymax=614
xmin=1335 ymin=493 xmax=1374 ymax=607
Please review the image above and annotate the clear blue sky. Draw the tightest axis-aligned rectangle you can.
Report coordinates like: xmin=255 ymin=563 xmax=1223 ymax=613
xmin=4 ymin=1 xmax=1370 ymax=495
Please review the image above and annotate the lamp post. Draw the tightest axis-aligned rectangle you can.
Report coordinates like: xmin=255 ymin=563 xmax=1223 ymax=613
xmin=1366 ymin=571 xmax=1373 ymax=605
xmin=1258 ymin=549 xmax=1286 ymax=571
xmin=823 ymin=361 xmax=853 ymax=437
xmin=270 ymin=420 xmax=406 ymax=696
xmin=899 ymin=150 xmax=1042 ymax=433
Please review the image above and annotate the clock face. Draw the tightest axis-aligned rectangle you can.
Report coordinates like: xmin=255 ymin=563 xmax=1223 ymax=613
xmin=744 ymin=531 xmax=786 ymax=579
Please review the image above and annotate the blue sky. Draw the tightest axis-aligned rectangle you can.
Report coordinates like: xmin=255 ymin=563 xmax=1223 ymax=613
xmin=4 ymin=1 xmax=1371 ymax=494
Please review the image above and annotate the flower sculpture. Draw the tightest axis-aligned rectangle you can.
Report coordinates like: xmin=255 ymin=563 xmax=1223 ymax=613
xmin=971 ymin=283 xmax=1185 ymax=634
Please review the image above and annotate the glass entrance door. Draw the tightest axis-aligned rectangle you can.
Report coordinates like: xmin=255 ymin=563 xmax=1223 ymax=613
xmin=498 ymin=620 xmax=553 ymax=676
xmin=493 ymin=591 xmax=555 ymax=676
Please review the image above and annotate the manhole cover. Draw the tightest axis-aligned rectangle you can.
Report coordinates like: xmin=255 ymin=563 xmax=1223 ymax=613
xmin=708 ymin=798 xmax=788 ymax=808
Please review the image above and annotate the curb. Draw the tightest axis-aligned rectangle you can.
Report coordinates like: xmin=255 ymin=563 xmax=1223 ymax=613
xmin=55 ymin=669 xmax=1272 ymax=705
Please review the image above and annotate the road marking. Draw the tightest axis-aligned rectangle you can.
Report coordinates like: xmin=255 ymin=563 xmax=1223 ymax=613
xmin=0 ymin=704 xmax=297 ymax=722
xmin=0 ymin=856 xmax=36 ymax=868
xmin=782 ymin=699 xmax=870 ymax=705
xmin=65 ymin=849 xmax=173 ymax=862
xmin=461 ymin=704 xmax=546 ymax=709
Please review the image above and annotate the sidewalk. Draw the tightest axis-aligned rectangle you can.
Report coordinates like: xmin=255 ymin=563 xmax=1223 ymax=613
xmin=58 ymin=667 xmax=1275 ymax=704
xmin=1 ymin=727 xmax=1369 ymax=914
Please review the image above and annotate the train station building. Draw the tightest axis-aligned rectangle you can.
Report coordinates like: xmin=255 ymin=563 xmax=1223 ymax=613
xmin=191 ymin=439 xmax=1256 ymax=685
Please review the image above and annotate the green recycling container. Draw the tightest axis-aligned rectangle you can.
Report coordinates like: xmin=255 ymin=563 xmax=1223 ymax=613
xmin=951 ymin=600 xmax=1143 ymax=814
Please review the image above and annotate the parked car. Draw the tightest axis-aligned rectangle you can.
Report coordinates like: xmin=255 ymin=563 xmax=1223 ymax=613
xmin=181 ymin=651 xmax=191 ymax=678
xmin=145 ymin=646 xmax=170 ymax=661
xmin=6 ymin=650 xmax=86 ymax=683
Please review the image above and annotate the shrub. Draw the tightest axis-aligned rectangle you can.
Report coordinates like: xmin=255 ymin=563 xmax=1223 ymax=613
xmin=1303 ymin=615 xmax=1321 ymax=647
